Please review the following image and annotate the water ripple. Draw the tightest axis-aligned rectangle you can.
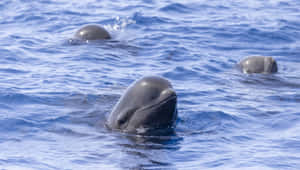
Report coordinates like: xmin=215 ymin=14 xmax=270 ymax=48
xmin=1 ymin=0 xmax=300 ymax=169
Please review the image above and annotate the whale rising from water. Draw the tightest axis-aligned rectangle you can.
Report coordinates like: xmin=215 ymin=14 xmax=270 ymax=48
xmin=74 ymin=25 xmax=111 ymax=40
xmin=106 ymin=76 xmax=177 ymax=134
xmin=238 ymin=56 xmax=278 ymax=74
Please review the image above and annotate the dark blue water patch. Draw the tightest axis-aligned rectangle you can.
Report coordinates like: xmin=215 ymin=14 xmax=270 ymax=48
xmin=132 ymin=12 xmax=174 ymax=26
xmin=231 ymin=135 xmax=253 ymax=144
xmin=176 ymin=110 xmax=241 ymax=136
xmin=41 ymin=18 xmax=73 ymax=34
xmin=0 ymin=68 xmax=29 ymax=74
xmin=0 ymin=92 xmax=73 ymax=106
xmin=268 ymin=94 xmax=300 ymax=103
xmin=203 ymin=158 xmax=232 ymax=168
xmin=9 ymin=35 xmax=47 ymax=53
xmin=120 ymin=133 xmax=182 ymax=150
xmin=162 ymin=66 xmax=201 ymax=81
xmin=279 ymin=19 xmax=300 ymax=31
xmin=117 ymin=4 xmax=154 ymax=12
xmin=210 ymin=42 xmax=250 ymax=52
xmin=11 ymin=2 xmax=47 ymax=24
xmin=236 ymin=74 xmax=279 ymax=87
xmin=112 ymin=133 xmax=181 ymax=169
xmin=259 ymin=111 xmax=300 ymax=131
xmin=213 ymin=27 xmax=295 ymax=45
xmin=14 ymin=15 xmax=45 ymax=24
xmin=236 ymin=74 xmax=300 ymax=90
xmin=38 ymin=0 xmax=63 ymax=5
xmin=37 ymin=115 xmax=70 ymax=127
xmin=0 ymin=48 xmax=14 ymax=63
xmin=0 ymin=1 xmax=10 ymax=10
xmin=275 ymin=139 xmax=300 ymax=153
xmin=268 ymin=48 xmax=300 ymax=60
xmin=59 ymin=74 xmax=92 ymax=86
xmin=0 ymin=113 xmax=69 ymax=134
xmin=0 ymin=93 xmax=42 ymax=105
xmin=0 ymin=157 xmax=58 ymax=170
xmin=63 ymin=93 xmax=118 ymax=109
xmin=0 ymin=112 xmax=93 ymax=138
xmin=159 ymin=3 xmax=191 ymax=14
xmin=70 ymin=53 xmax=121 ymax=67
xmin=0 ymin=117 xmax=40 ymax=132
xmin=167 ymin=26 xmax=199 ymax=35
xmin=203 ymin=63 xmax=222 ymax=73
xmin=48 ymin=125 xmax=94 ymax=138
xmin=61 ymin=10 xmax=91 ymax=17
xmin=0 ymin=49 xmax=25 ymax=63
xmin=158 ymin=47 xmax=190 ymax=62
xmin=0 ymin=103 xmax=13 ymax=110
xmin=245 ymin=28 xmax=295 ymax=43
xmin=257 ymin=156 xmax=299 ymax=169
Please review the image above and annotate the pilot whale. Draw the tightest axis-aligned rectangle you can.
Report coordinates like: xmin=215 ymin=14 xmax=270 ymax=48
xmin=74 ymin=25 xmax=111 ymax=40
xmin=238 ymin=56 xmax=278 ymax=74
xmin=106 ymin=76 xmax=177 ymax=134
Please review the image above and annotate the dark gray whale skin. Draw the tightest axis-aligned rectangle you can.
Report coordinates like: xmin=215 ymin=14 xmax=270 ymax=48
xmin=75 ymin=25 xmax=111 ymax=40
xmin=238 ymin=56 xmax=278 ymax=74
xmin=106 ymin=76 xmax=177 ymax=134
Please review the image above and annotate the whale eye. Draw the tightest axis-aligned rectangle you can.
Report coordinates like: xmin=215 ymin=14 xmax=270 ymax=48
xmin=118 ymin=113 xmax=129 ymax=126
xmin=150 ymin=93 xmax=158 ymax=100
xmin=118 ymin=117 xmax=126 ymax=125
xmin=117 ymin=108 xmax=136 ymax=128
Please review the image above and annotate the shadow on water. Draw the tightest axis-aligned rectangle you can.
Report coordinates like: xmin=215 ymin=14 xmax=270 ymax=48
xmin=235 ymin=72 xmax=300 ymax=89
xmin=66 ymin=38 xmax=141 ymax=57
xmin=101 ymin=113 xmax=182 ymax=169
xmin=114 ymin=130 xmax=182 ymax=170
xmin=104 ymin=126 xmax=183 ymax=169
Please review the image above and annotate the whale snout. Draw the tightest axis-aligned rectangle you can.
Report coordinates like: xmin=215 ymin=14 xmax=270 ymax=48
xmin=106 ymin=76 xmax=178 ymax=134
xmin=161 ymin=88 xmax=176 ymax=98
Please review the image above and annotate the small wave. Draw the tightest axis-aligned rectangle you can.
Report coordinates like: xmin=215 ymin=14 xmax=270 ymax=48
xmin=13 ymin=15 xmax=45 ymax=24
xmin=159 ymin=3 xmax=191 ymax=13
xmin=245 ymin=28 xmax=294 ymax=43
xmin=212 ymin=27 xmax=295 ymax=46
xmin=0 ymin=68 xmax=29 ymax=74
xmin=163 ymin=66 xmax=200 ymax=81
xmin=177 ymin=110 xmax=241 ymax=136
xmin=106 ymin=16 xmax=136 ymax=32
xmin=0 ymin=117 xmax=38 ymax=132
xmin=132 ymin=12 xmax=171 ymax=26
xmin=237 ymin=73 xmax=300 ymax=89
xmin=47 ymin=125 xmax=94 ymax=138
xmin=0 ymin=157 xmax=57 ymax=170
xmin=0 ymin=103 xmax=13 ymax=110
xmin=268 ymin=93 xmax=300 ymax=103
xmin=0 ymin=93 xmax=41 ymax=105
xmin=0 ymin=92 xmax=72 ymax=106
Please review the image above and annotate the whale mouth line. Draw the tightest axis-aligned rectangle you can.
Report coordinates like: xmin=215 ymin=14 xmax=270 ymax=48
xmin=137 ymin=94 xmax=177 ymax=113
xmin=117 ymin=94 xmax=177 ymax=132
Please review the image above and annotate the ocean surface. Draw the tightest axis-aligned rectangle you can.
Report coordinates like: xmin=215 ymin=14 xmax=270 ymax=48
xmin=1 ymin=0 xmax=300 ymax=169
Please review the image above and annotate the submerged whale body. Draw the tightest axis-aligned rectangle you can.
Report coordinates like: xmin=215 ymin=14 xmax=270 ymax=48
xmin=74 ymin=25 xmax=111 ymax=40
xmin=106 ymin=76 xmax=177 ymax=134
xmin=238 ymin=56 xmax=278 ymax=74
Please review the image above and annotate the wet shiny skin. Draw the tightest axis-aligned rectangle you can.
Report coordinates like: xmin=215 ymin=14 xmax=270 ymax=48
xmin=107 ymin=76 xmax=177 ymax=134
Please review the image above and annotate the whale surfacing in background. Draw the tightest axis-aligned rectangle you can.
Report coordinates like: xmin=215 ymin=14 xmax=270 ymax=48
xmin=106 ymin=76 xmax=177 ymax=134
xmin=75 ymin=25 xmax=111 ymax=40
xmin=238 ymin=56 xmax=278 ymax=74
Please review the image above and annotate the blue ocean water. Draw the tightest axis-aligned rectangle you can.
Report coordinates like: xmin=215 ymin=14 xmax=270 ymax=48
xmin=1 ymin=0 xmax=300 ymax=169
